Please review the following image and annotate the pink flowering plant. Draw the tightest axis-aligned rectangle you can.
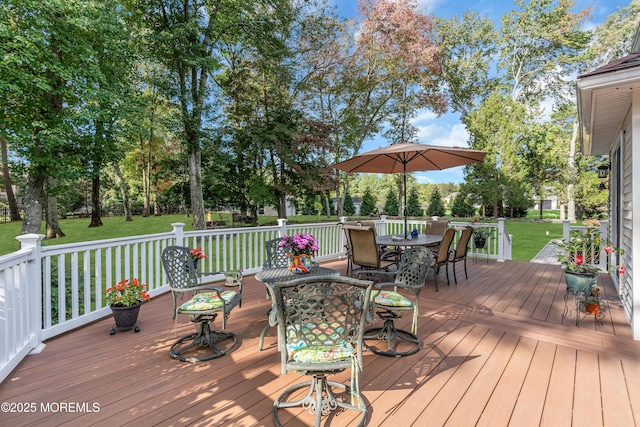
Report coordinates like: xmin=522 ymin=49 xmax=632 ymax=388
xmin=105 ymin=278 xmax=151 ymax=307
xmin=190 ymin=247 xmax=208 ymax=261
xmin=279 ymin=233 xmax=319 ymax=256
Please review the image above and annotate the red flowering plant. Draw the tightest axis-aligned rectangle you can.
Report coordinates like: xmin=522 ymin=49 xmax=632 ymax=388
xmin=603 ymin=244 xmax=626 ymax=275
xmin=555 ymin=228 xmax=624 ymax=275
xmin=190 ymin=247 xmax=208 ymax=261
xmin=555 ymin=228 xmax=602 ymax=275
xmin=105 ymin=278 xmax=151 ymax=307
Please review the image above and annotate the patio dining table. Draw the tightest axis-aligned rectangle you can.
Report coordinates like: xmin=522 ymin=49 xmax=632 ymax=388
xmin=376 ymin=233 xmax=443 ymax=248
xmin=255 ymin=265 xmax=340 ymax=351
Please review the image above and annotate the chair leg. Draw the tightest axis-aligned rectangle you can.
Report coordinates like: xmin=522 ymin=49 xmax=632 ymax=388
xmin=464 ymin=257 xmax=468 ymax=279
xmin=445 ymin=262 xmax=450 ymax=286
xmin=170 ymin=317 xmax=238 ymax=362
xmin=452 ymin=259 xmax=458 ymax=284
xmin=273 ymin=374 xmax=366 ymax=427
xmin=433 ymin=265 xmax=439 ymax=291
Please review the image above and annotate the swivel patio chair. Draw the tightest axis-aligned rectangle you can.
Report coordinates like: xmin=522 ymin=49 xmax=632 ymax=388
xmin=272 ymin=276 xmax=373 ymax=427
xmin=258 ymin=237 xmax=319 ymax=351
xmin=430 ymin=227 xmax=456 ymax=291
xmin=161 ymin=245 xmax=243 ymax=362
xmin=448 ymin=226 xmax=474 ymax=283
xmin=357 ymin=246 xmax=434 ymax=357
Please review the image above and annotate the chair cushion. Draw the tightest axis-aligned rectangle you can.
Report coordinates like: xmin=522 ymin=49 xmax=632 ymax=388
xmin=373 ymin=290 xmax=413 ymax=307
xmin=179 ymin=290 xmax=236 ymax=311
xmin=286 ymin=323 xmax=353 ymax=363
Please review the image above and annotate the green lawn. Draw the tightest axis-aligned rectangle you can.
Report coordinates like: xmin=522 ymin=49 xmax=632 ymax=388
xmin=0 ymin=213 xmax=567 ymax=262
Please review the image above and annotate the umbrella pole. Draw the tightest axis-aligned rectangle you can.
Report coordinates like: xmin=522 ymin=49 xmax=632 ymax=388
xmin=404 ymin=167 xmax=408 ymax=239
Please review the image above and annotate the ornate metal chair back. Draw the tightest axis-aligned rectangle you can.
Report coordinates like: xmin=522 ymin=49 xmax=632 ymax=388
xmin=161 ymin=245 xmax=199 ymax=290
xmin=264 ymin=238 xmax=289 ymax=268
xmin=394 ymin=246 xmax=434 ymax=290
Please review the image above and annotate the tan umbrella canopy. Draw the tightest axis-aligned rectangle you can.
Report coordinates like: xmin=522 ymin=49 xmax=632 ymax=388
xmin=332 ymin=142 xmax=487 ymax=237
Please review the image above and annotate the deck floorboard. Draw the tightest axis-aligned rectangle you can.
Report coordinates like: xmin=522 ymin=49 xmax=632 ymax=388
xmin=2 ymin=258 xmax=639 ymax=426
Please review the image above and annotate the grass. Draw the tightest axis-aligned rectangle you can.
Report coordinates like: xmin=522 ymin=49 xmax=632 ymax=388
xmin=0 ymin=213 xmax=568 ymax=262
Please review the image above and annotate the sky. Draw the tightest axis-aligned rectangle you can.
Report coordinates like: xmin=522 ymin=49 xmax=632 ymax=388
xmin=328 ymin=0 xmax=632 ymax=184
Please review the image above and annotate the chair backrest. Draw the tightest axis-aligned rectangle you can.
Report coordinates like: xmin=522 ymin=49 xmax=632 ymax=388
xmin=273 ymin=276 xmax=373 ymax=373
xmin=343 ymin=225 xmax=381 ymax=269
xmin=427 ymin=220 xmax=450 ymax=236
xmin=454 ymin=226 xmax=474 ymax=259
xmin=435 ymin=228 xmax=456 ymax=263
xmin=394 ymin=246 xmax=434 ymax=288
xmin=264 ymin=238 xmax=289 ymax=269
xmin=161 ymin=246 xmax=199 ymax=290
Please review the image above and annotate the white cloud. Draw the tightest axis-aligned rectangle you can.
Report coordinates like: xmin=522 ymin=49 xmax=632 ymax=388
xmin=411 ymin=110 xmax=470 ymax=147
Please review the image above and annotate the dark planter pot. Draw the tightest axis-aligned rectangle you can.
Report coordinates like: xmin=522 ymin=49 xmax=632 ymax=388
xmin=564 ymin=271 xmax=597 ymax=295
xmin=474 ymin=236 xmax=486 ymax=249
xmin=110 ymin=303 xmax=141 ymax=334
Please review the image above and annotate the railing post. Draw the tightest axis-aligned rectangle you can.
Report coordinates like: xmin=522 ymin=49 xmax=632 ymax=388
xmin=599 ymin=220 xmax=609 ymax=271
xmin=277 ymin=218 xmax=288 ymax=237
xmin=497 ymin=218 xmax=505 ymax=262
xmin=171 ymin=222 xmax=185 ymax=246
xmin=339 ymin=217 xmax=348 ymax=258
xmin=15 ymin=233 xmax=46 ymax=355
xmin=562 ymin=220 xmax=570 ymax=240
xmin=379 ymin=215 xmax=387 ymax=235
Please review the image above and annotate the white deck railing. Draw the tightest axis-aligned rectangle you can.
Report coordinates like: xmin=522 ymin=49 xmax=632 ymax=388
xmin=0 ymin=217 xmax=510 ymax=384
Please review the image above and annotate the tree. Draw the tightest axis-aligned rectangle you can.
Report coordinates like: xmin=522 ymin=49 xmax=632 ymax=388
xmin=426 ymin=187 xmax=445 ymax=217
xmin=1 ymin=0 xmax=128 ymax=237
xmin=450 ymin=194 xmax=475 ymax=218
xmin=128 ymin=0 xmax=269 ymax=229
xmin=343 ymin=190 xmax=356 ymax=216
xmin=359 ymin=188 xmax=377 ymax=217
xmin=383 ymin=189 xmax=399 ymax=216
xmin=406 ymin=187 xmax=423 ymax=216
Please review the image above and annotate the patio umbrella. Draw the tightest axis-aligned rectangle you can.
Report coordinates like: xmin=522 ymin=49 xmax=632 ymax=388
xmin=331 ymin=142 xmax=487 ymax=238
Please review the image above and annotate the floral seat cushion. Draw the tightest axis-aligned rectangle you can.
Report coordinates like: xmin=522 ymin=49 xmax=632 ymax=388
xmin=286 ymin=323 xmax=353 ymax=363
xmin=180 ymin=290 xmax=236 ymax=312
xmin=372 ymin=290 xmax=413 ymax=307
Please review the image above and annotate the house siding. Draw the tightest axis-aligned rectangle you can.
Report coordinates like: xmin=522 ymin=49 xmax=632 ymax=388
xmin=620 ymin=118 xmax=633 ymax=325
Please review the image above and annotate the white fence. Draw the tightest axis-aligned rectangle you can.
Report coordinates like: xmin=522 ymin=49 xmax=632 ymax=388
xmin=0 ymin=217 xmax=509 ymax=384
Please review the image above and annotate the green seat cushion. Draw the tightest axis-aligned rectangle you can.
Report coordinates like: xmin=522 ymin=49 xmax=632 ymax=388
xmin=286 ymin=323 xmax=353 ymax=363
xmin=180 ymin=290 xmax=236 ymax=311
xmin=373 ymin=290 xmax=413 ymax=307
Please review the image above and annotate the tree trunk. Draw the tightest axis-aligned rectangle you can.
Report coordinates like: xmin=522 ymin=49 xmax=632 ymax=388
xmin=113 ymin=162 xmax=132 ymax=222
xmin=44 ymin=184 xmax=65 ymax=239
xmin=323 ymin=191 xmax=331 ymax=217
xmin=141 ymin=134 xmax=151 ymax=217
xmin=0 ymin=135 xmax=21 ymax=221
xmin=188 ymin=147 xmax=206 ymax=230
xmin=20 ymin=172 xmax=46 ymax=236
xmin=89 ymin=175 xmax=103 ymax=227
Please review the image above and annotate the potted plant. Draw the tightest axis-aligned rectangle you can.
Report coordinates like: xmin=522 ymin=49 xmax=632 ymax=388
xmin=278 ymin=233 xmax=319 ymax=273
xmin=555 ymin=228 xmax=602 ymax=295
xmin=471 ymin=219 xmax=492 ymax=249
xmin=106 ymin=278 xmax=151 ymax=334
xmin=190 ymin=247 xmax=208 ymax=269
xmin=582 ymin=284 xmax=602 ymax=315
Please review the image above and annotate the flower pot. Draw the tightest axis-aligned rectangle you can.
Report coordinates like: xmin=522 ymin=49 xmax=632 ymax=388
xmin=584 ymin=303 xmax=601 ymax=315
xmin=474 ymin=236 xmax=486 ymax=249
xmin=287 ymin=254 xmax=312 ymax=274
xmin=110 ymin=303 xmax=141 ymax=334
xmin=564 ymin=271 xmax=597 ymax=295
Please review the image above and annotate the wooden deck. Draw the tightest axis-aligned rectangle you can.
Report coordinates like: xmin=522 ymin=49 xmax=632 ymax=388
xmin=2 ymin=258 xmax=640 ymax=426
